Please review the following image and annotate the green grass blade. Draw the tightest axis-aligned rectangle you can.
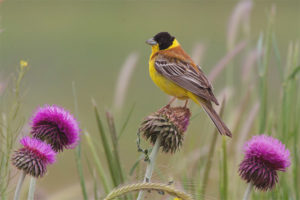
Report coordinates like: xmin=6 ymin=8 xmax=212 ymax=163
xmin=201 ymin=100 xmax=226 ymax=198
xmin=287 ymin=65 xmax=300 ymax=81
xmin=75 ymin=145 xmax=88 ymax=200
xmin=93 ymin=170 xmax=99 ymax=200
xmin=84 ymin=131 xmax=110 ymax=193
xmin=272 ymin=33 xmax=283 ymax=80
xmin=258 ymin=6 xmax=275 ymax=134
xmin=129 ymin=155 xmax=144 ymax=176
xmin=105 ymin=111 xmax=125 ymax=185
xmin=220 ymin=136 xmax=228 ymax=200
xmin=118 ymin=103 xmax=136 ymax=140
xmin=72 ymin=82 xmax=88 ymax=200
xmin=291 ymin=42 xmax=299 ymax=200
xmin=293 ymin=134 xmax=299 ymax=200
xmin=92 ymin=100 xmax=119 ymax=187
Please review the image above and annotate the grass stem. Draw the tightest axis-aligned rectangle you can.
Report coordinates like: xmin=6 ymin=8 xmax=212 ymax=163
xmin=201 ymin=100 xmax=225 ymax=198
xmin=72 ymin=82 xmax=88 ymax=200
xmin=84 ymin=131 xmax=111 ymax=194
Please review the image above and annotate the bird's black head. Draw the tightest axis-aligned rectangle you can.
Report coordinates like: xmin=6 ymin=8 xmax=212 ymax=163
xmin=146 ymin=32 xmax=175 ymax=50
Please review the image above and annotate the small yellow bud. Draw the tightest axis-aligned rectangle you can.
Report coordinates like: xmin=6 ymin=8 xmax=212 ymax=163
xmin=20 ymin=60 xmax=28 ymax=68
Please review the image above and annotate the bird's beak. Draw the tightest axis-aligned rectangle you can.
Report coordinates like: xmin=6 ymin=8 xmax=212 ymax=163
xmin=146 ymin=38 xmax=157 ymax=45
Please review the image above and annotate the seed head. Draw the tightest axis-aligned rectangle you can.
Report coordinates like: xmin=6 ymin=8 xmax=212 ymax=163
xmin=12 ymin=136 xmax=56 ymax=178
xmin=140 ymin=106 xmax=191 ymax=153
xmin=239 ymin=135 xmax=290 ymax=190
xmin=30 ymin=105 xmax=80 ymax=152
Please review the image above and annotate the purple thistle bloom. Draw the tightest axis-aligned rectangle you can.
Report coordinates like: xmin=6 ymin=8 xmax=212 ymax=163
xmin=239 ymin=135 xmax=290 ymax=190
xmin=30 ymin=105 xmax=80 ymax=152
xmin=12 ymin=136 xmax=56 ymax=177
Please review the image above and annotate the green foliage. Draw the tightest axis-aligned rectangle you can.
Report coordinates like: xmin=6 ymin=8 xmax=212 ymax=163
xmin=0 ymin=64 xmax=28 ymax=200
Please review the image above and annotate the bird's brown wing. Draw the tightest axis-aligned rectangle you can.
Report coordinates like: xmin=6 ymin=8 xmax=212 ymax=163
xmin=154 ymin=56 xmax=219 ymax=105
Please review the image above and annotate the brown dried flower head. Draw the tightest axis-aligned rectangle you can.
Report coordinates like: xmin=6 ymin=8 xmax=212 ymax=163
xmin=139 ymin=106 xmax=191 ymax=153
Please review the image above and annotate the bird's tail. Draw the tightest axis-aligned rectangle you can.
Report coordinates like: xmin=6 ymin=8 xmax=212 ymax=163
xmin=189 ymin=93 xmax=232 ymax=137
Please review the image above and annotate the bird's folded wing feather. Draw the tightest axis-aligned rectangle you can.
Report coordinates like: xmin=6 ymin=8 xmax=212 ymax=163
xmin=154 ymin=56 xmax=219 ymax=104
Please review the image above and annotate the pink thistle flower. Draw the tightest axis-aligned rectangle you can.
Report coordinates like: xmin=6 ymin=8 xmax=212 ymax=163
xmin=30 ymin=105 xmax=80 ymax=152
xmin=239 ymin=135 xmax=291 ymax=190
xmin=12 ymin=136 xmax=56 ymax=178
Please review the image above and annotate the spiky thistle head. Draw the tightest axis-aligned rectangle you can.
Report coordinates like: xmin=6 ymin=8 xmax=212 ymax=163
xmin=239 ymin=135 xmax=290 ymax=190
xmin=139 ymin=106 xmax=191 ymax=153
xmin=30 ymin=105 xmax=80 ymax=152
xmin=12 ymin=136 xmax=56 ymax=178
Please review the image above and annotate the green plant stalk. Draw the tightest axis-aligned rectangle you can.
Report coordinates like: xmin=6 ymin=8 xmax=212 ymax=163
xmin=201 ymin=100 xmax=225 ymax=197
xmin=13 ymin=171 xmax=26 ymax=200
xmin=75 ymin=144 xmax=88 ymax=200
xmin=294 ymin=107 xmax=300 ymax=200
xmin=27 ymin=177 xmax=36 ymax=200
xmin=105 ymin=111 xmax=125 ymax=184
xmin=271 ymin=33 xmax=283 ymax=81
xmin=105 ymin=111 xmax=130 ymax=200
xmin=72 ymin=82 xmax=88 ymax=200
xmin=221 ymin=136 xmax=228 ymax=200
xmin=93 ymin=103 xmax=120 ymax=186
xmin=118 ymin=103 xmax=135 ymax=140
xmin=258 ymin=7 xmax=275 ymax=134
xmin=0 ymin=113 xmax=9 ymax=200
xmin=1 ymin=65 xmax=28 ymax=199
xmin=137 ymin=136 xmax=161 ymax=200
xmin=280 ymin=43 xmax=293 ymax=142
xmin=292 ymin=43 xmax=299 ymax=200
xmin=278 ymin=42 xmax=299 ymax=199
xmin=84 ymin=131 xmax=110 ymax=193
xmin=258 ymin=75 xmax=267 ymax=134
xmin=93 ymin=170 xmax=99 ymax=200
xmin=242 ymin=183 xmax=253 ymax=200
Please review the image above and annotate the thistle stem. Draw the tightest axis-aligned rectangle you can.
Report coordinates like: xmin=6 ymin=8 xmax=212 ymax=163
xmin=242 ymin=183 xmax=253 ymax=200
xmin=27 ymin=177 xmax=36 ymax=200
xmin=14 ymin=171 xmax=26 ymax=200
xmin=137 ymin=136 xmax=161 ymax=200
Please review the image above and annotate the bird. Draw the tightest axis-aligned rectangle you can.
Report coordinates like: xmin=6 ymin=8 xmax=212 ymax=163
xmin=146 ymin=32 xmax=232 ymax=137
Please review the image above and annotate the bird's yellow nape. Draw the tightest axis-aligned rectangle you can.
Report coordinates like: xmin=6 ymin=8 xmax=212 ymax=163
xmin=168 ymin=39 xmax=180 ymax=49
xmin=151 ymin=39 xmax=180 ymax=54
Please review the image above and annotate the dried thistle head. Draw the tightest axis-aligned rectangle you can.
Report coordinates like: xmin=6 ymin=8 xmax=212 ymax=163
xmin=139 ymin=106 xmax=191 ymax=153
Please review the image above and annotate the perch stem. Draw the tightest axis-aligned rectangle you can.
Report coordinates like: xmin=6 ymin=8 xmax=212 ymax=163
xmin=14 ymin=171 xmax=26 ymax=200
xmin=242 ymin=182 xmax=253 ymax=200
xmin=136 ymin=136 xmax=161 ymax=200
xmin=27 ymin=177 xmax=36 ymax=200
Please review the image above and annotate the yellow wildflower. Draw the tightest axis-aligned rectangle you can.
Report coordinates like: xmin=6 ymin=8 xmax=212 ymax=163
xmin=20 ymin=60 xmax=28 ymax=68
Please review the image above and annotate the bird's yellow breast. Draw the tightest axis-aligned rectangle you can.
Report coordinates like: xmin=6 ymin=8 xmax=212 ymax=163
xmin=149 ymin=54 xmax=188 ymax=100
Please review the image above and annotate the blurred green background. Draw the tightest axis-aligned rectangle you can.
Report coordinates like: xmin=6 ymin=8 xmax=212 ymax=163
xmin=1 ymin=0 xmax=299 ymax=199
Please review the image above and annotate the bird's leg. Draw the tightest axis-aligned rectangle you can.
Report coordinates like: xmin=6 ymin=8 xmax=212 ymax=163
xmin=184 ymin=100 xmax=189 ymax=108
xmin=166 ymin=97 xmax=176 ymax=107
xmin=158 ymin=97 xmax=176 ymax=112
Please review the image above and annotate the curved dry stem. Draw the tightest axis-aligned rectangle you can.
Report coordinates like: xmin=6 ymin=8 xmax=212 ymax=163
xmin=104 ymin=182 xmax=193 ymax=200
